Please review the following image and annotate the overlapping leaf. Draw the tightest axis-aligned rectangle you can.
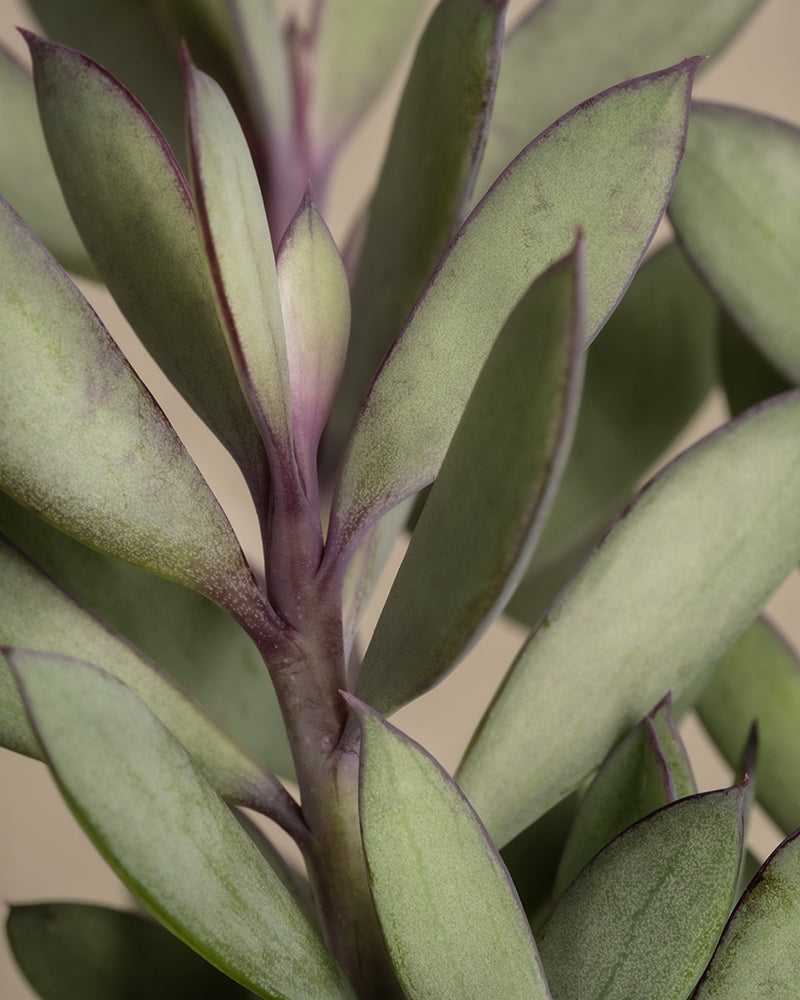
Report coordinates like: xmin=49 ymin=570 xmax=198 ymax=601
xmin=458 ymin=390 xmax=800 ymax=848
xmin=718 ymin=311 xmax=794 ymax=417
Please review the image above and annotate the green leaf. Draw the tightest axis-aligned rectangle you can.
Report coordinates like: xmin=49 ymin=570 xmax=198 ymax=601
xmin=358 ymin=241 xmax=585 ymax=715
xmin=476 ymin=0 xmax=760 ymax=199
xmin=0 ymin=491 xmax=294 ymax=778
xmin=25 ymin=34 xmax=269 ymax=512
xmin=506 ymin=241 xmax=718 ymax=627
xmin=670 ymin=103 xmax=800 ymax=382
xmin=326 ymin=0 xmax=507 ymax=463
xmin=326 ymin=59 xmax=699 ymax=560
xmin=537 ymin=786 xmax=746 ymax=1000
xmin=307 ymin=0 xmax=427 ymax=153
xmin=693 ymin=828 xmax=800 ymax=998
xmin=458 ymin=390 xmax=800 ymax=848
xmin=554 ymin=695 xmax=695 ymax=896
xmin=349 ymin=697 xmax=551 ymax=1000
xmin=0 ymin=44 xmax=93 ymax=276
xmin=718 ymin=309 xmax=794 ymax=418
xmin=10 ymin=651 xmax=350 ymax=1000
xmin=7 ymin=903 xmax=258 ymax=999
xmin=0 ymin=539 xmax=297 ymax=824
xmin=0 ymin=196 xmax=273 ymax=636
xmin=697 ymin=617 xmax=800 ymax=835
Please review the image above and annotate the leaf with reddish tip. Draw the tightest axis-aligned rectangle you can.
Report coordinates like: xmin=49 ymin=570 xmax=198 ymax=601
xmin=25 ymin=34 xmax=269 ymax=513
xmin=277 ymin=192 xmax=350 ymax=499
xmin=670 ymin=103 xmax=800 ymax=382
xmin=326 ymin=60 xmax=699 ymax=561
xmin=349 ymin=697 xmax=552 ymax=1000
xmin=358 ymin=241 xmax=585 ymax=715
xmin=458 ymin=391 xmax=800 ymax=848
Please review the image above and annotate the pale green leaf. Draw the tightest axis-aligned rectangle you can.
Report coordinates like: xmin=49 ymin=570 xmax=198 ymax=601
xmin=476 ymin=0 xmax=760 ymax=199
xmin=697 ymin=617 xmax=800 ymax=834
xmin=10 ymin=651 xmax=350 ymax=1000
xmin=693 ymin=828 xmax=800 ymax=998
xmin=351 ymin=698 xmax=551 ymax=1000
xmin=326 ymin=59 xmax=699 ymax=560
xmin=358 ymin=242 xmax=585 ymax=715
xmin=7 ymin=902 xmax=258 ymax=999
xmin=670 ymin=103 xmax=800 ymax=381
xmin=25 ymin=34 xmax=268 ymax=510
xmin=0 ymin=44 xmax=92 ymax=276
xmin=458 ymin=390 xmax=800 ymax=848
xmin=538 ymin=787 xmax=745 ymax=1000
xmin=0 ymin=196 xmax=272 ymax=636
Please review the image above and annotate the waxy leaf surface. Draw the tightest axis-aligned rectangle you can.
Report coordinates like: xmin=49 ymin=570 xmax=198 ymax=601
xmin=698 ymin=617 xmax=800 ymax=834
xmin=458 ymin=390 xmax=800 ymax=848
xmin=538 ymin=787 xmax=745 ymax=1000
xmin=358 ymin=244 xmax=585 ymax=715
xmin=328 ymin=60 xmax=698 ymax=557
xmin=7 ymin=903 xmax=257 ymax=999
xmin=476 ymin=0 xmax=759 ymax=199
xmin=11 ymin=652 xmax=350 ymax=1000
xmin=670 ymin=104 xmax=800 ymax=381
xmin=352 ymin=700 xmax=551 ymax=1000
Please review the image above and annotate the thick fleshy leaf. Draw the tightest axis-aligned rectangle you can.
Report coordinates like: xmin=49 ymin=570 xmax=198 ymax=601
xmin=349 ymin=697 xmax=551 ymax=1000
xmin=692 ymin=828 xmax=800 ymax=998
xmin=0 ymin=196 xmax=274 ymax=636
xmin=10 ymin=652 xmax=350 ymax=1000
xmin=0 ymin=44 xmax=92 ymax=275
xmin=277 ymin=191 xmax=350 ymax=498
xmin=0 ymin=541 xmax=298 ymax=826
xmin=554 ymin=695 xmax=695 ymax=895
xmin=358 ymin=242 xmax=585 ymax=715
xmin=458 ymin=390 xmax=800 ymax=848
xmin=7 ymin=903 xmax=257 ymax=999
xmin=538 ymin=786 xmax=746 ymax=1000
xmin=718 ymin=311 xmax=794 ymax=418
xmin=670 ymin=103 xmax=800 ymax=381
xmin=506 ymin=241 xmax=718 ymax=627
xmin=25 ymin=34 xmax=268 ymax=511
xmin=0 ymin=491 xmax=294 ymax=778
xmin=326 ymin=0 xmax=507 ymax=465
xmin=326 ymin=59 xmax=699 ymax=560
xmin=476 ymin=0 xmax=760 ymax=199
xmin=697 ymin=617 xmax=800 ymax=834
xmin=307 ymin=0 xmax=427 ymax=153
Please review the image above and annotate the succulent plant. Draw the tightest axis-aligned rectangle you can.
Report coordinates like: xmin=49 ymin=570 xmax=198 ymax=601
xmin=2 ymin=1 xmax=800 ymax=998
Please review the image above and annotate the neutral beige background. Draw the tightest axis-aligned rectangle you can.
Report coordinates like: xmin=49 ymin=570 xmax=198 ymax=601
xmin=2 ymin=1 xmax=800 ymax=997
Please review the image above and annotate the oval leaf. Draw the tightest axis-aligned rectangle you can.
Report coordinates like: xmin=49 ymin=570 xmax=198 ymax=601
xmin=326 ymin=59 xmax=699 ymax=560
xmin=358 ymin=241 xmax=585 ymax=715
xmin=10 ymin=651 xmax=350 ymax=1000
xmin=538 ymin=786 xmax=746 ymax=1000
xmin=669 ymin=103 xmax=800 ymax=381
xmin=349 ymin=697 xmax=551 ymax=1000
xmin=458 ymin=390 xmax=800 ymax=848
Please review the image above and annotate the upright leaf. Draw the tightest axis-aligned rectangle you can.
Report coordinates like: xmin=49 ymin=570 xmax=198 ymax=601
xmin=670 ymin=103 xmax=800 ymax=381
xmin=326 ymin=60 xmax=699 ymax=562
xmin=458 ymin=390 xmax=800 ymax=848
xmin=10 ymin=652 xmax=350 ymax=1000
xmin=358 ymin=242 xmax=585 ymax=715
xmin=349 ymin=698 xmax=551 ymax=1000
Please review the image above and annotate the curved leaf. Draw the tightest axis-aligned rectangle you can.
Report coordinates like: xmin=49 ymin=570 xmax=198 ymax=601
xmin=538 ymin=786 xmax=746 ymax=1000
xmin=693 ymin=828 xmax=800 ymax=998
xmin=697 ymin=617 xmax=800 ymax=834
xmin=670 ymin=103 xmax=800 ymax=381
xmin=349 ymin=697 xmax=551 ymax=1000
xmin=25 ymin=34 xmax=269 ymax=511
xmin=10 ymin=651 xmax=350 ymax=1000
xmin=326 ymin=59 xmax=699 ymax=561
xmin=458 ymin=390 xmax=800 ymax=848
xmin=358 ymin=241 xmax=585 ymax=715
xmin=476 ymin=0 xmax=759 ymax=199
xmin=7 ymin=903 xmax=257 ymax=1000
